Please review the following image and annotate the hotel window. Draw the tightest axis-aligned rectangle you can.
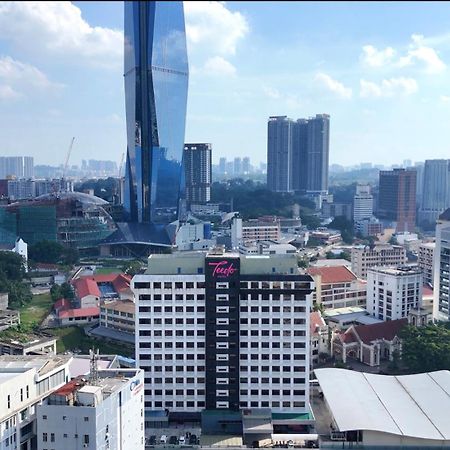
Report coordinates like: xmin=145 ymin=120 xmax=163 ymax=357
xmin=216 ymin=401 xmax=229 ymax=409
xmin=217 ymin=282 xmax=229 ymax=289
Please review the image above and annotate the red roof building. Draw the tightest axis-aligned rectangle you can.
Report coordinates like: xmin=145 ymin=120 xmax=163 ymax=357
xmin=333 ymin=318 xmax=407 ymax=367
xmin=307 ymin=266 xmax=366 ymax=310
xmin=58 ymin=307 xmax=100 ymax=325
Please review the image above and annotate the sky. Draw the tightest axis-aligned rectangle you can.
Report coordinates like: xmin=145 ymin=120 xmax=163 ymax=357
xmin=1 ymin=1 xmax=450 ymax=167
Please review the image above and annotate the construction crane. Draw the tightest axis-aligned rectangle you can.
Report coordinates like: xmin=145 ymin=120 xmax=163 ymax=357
xmin=62 ymin=137 xmax=75 ymax=180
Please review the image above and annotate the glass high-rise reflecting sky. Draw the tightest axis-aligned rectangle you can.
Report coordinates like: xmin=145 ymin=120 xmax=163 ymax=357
xmin=123 ymin=1 xmax=189 ymax=224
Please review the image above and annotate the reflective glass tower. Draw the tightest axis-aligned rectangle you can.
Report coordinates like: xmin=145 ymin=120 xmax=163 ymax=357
xmin=123 ymin=1 xmax=189 ymax=224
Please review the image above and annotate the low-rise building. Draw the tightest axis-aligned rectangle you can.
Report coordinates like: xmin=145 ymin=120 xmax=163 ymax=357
xmin=99 ymin=300 xmax=135 ymax=335
xmin=0 ymin=331 xmax=57 ymax=356
xmin=332 ymin=318 xmax=407 ymax=366
xmin=366 ymin=266 xmax=423 ymax=321
xmin=418 ymin=241 xmax=435 ymax=286
xmin=323 ymin=306 xmax=383 ymax=330
xmin=231 ymin=217 xmax=281 ymax=247
xmin=0 ymin=354 xmax=71 ymax=450
xmin=315 ymin=368 xmax=450 ymax=447
xmin=58 ymin=307 xmax=100 ymax=326
xmin=354 ymin=216 xmax=383 ymax=237
xmin=307 ymin=266 xmax=366 ymax=310
xmin=310 ymin=229 xmax=341 ymax=245
xmin=351 ymin=244 xmax=407 ymax=279
xmin=36 ymin=368 xmax=144 ymax=450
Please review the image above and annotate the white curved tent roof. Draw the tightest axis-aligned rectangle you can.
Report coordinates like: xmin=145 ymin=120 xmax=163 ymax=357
xmin=315 ymin=368 xmax=450 ymax=441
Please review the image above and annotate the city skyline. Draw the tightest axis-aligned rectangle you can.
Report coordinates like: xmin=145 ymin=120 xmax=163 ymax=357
xmin=2 ymin=2 xmax=450 ymax=166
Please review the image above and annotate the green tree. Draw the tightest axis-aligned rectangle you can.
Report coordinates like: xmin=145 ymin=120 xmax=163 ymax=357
xmin=400 ymin=325 xmax=450 ymax=373
xmin=29 ymin=240 xmax=64 ymax=264
xmin=7 ymin=281 xmax=32 ymax=309
xmin=0 ymin=251 xmax=26 ymax=281
xmin=61 ymin=247 xmax=79 ymax=266
xmin=327 ymin=216 xmax=354 ymax=244
xmin=122 ymin=260 xmax=143 ymax=276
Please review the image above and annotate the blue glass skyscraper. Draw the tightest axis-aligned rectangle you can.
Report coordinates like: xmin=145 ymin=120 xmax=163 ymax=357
xmin=123 ymin=1 xmax=189 ymax=224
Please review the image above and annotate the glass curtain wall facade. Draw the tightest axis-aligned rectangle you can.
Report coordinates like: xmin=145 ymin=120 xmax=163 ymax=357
xmin=123 ymin=1 xmax=189 ymax=224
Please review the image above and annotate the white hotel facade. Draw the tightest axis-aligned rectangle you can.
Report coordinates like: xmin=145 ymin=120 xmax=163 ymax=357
xmin=132 ymin=250 xmax=314 ymax=431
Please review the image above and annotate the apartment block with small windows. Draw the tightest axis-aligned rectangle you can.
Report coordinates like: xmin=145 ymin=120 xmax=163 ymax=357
xmin=366 ymin=266 xmax=423 ymax=321
xmin=132 ymin=251 xmax=314 ymax=427
xmin=351 ymin=244 xmax=407 ymax=279
xmin=37 ymin=369 xmax=144 ymax=450
xmin=418 ymin=242 xmax=435 ymax=286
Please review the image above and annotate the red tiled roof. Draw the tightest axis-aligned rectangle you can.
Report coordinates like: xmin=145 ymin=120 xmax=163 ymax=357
xmin=54 ymin=298 xmax=71 ymax=311
xmin=307 ymin=266 xmax=357 ymax=284
xmin=53 ymin=377 xmax=84 ymax=396
xmin=353 ymin=319 xmax=408 ymax=344
xmin=72 ymin=277 xmax=101 ymax=298
xmin=310 ymin=311 xmax=326 ymax=335
xmin=72 ymin=273 xmax=131 ymax=298
xmin=58 ymin=307 xmax=100 ymax=319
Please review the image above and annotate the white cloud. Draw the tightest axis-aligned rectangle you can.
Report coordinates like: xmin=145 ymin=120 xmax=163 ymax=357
xmin=362 ymin=35 xmax=445 ymax=74
xmin=440 ymin=95 xmax=450 ymax=103
xmin=315 ymin=72 xmax=352 ymax=99
xmin=203 ymin=56 xmax=236 ymax=76
xmin=0 ymin=2 xmax=123 ymax=69
xmin=262 ymin=85 xmax=281 ymax=99
xmin=361 ymin=45 xmax=396 ymax=67
xmin=184 ymin=1 xmax=249 ymax=56
xmin=0 ymin=56 xmax=62 ymax=99
xmin=360 ymin=77 xmax=418 ymax=98
xmin=397 ymin=35 xmax=446 ymax=73
xmin=0 ymin=84 xmax=21 ymax=100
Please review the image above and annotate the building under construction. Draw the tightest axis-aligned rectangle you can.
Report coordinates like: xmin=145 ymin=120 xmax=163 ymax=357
xmin=0 ymin=192 xmax=116 ymax=252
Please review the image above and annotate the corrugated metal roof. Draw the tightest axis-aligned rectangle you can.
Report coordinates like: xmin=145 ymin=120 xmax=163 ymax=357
xmin=315 ymin=368 xmax=450 ymax=441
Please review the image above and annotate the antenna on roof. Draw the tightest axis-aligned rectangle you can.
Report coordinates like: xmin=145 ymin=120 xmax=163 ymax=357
xmin=89 ymin=348 xmax=99 ymax=385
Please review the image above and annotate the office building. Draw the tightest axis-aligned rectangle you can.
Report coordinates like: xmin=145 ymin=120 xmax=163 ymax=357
xmin=267 ymin=115 xmax=330 ymax=195
xmin=123 ymin=1 xmax=188 ymax=224
xmin=233 ymin=157 xmax=242 ymax=176
xmin=7 ymin=179 xmax=35 ymax=201
xmin=219 ymin=157 xmax=226 ymax=175
xmin=231 ymin=217 xmax=281 ymax=248
xmin=133 ymin=251 xmax=314 ymax=426
xmin=37 ymin=368 xmax=144 ymax=450
xmin=353 ymin=184 xmax=373 ymax=223
xmin=242 ymin=157 xmax=251 ymax=174
xmin=267 ymin=116 xmax=293 ymax=193
xmin=0 ymin=157 xmax=34 ymax=179
xmin=351 ymin=244 xmax=407 ymax=279
xmin=367 ymin=266 xmax=422 ymax=321
xmin=418 ymin=242 xmax=435 ymax=286
xmin=418 ymin=159 xmax=450 ymax=228
xmin=307 ymin=266 xmax=367 ymax=310
xmin=0 ymin=355 xmax=71 ymax=450
xmin=378 ymin=169 xmax=417 ymax=233
xmin=184 ymin=143 xmax=212 ymax=206
xmin=433 ymin=209 xmax=450 ymax=321
xmin=355 ymin=217 xmax=383 ymax=237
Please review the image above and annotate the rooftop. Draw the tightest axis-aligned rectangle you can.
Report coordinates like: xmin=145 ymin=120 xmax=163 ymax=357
xmin=72 ymin=273 xmax=132 ymax=299
xmin=310 ymin=311 xmax=326 ymax=336
xmin=58 ymin=307 xmax=100 ymax=319
xmin=101 ymin=300 xmax=135 ymax=315
xmin=0 ymin=329 xmax=57 ymax=347
xmin=307 ymin=266 xmax=357 ymax=284
xmin=0 ymin=355 xmax=71 ymax=376
xmin=315 ymin=368 xmax=450 ymax=441
xmin=368 ymin=266 xmax=422 ymax=276
xmin=351 ymin=318 xmax=407 ymax=345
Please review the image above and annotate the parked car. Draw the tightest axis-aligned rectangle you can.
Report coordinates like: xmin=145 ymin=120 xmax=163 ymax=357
xmin=169 ymin=436 xmax=178 ymax=445
xmin=179 ymin=436 xmax=185 ymax=445
xmin=189 ymin=435 xmax=197 ymax=445
xmin=160 ymin=435 xmax=167 ymax=444
xmin=148 ymin=436 xmax=156 ymax=445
